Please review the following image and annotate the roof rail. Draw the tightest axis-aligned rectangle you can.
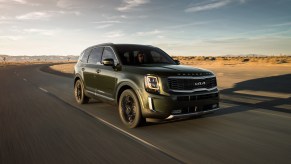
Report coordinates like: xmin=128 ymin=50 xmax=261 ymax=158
xmin=97 ymin=43 xmax=114 ymax=46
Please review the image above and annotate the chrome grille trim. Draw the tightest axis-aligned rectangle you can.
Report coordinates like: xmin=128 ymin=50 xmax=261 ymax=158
xmin=167 ymin=75 xmax=217 ymax=93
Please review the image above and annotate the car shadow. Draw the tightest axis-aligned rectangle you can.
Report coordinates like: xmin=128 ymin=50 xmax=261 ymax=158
xmin=217 ymin=73 xmax=291 ymax=115
xmin=144 ymin=74 xmax=291 ymax=127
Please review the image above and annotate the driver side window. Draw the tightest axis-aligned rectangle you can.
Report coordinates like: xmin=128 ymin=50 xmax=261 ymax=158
xmin=102 ymin=47 xmax=117 ymax=63
xmin=151 ymin=51 xmax=168 ymax=63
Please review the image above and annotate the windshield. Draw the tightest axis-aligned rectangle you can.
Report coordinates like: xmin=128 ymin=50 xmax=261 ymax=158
xmin=115 ymin=45 xmax=176 ymax=66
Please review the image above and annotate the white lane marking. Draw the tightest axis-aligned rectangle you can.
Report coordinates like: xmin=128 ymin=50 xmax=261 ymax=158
xmin=82 ymin=111 xmax=170 ymax=157
xmin=250 ymin=110 xmax=291 ymax=119
xmin=39 ymin=87 xmax=48 ymax=93
xmin=23 ymin=78 xmax=27 ymax=81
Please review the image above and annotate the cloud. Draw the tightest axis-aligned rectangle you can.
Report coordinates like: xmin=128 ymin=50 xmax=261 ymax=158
xmin=0 ymin=16 xmax=14 ymax=24
xmin=105 ymin=31 xmax=124 ymax=38
xmin=0 ymin=16 xmax=7 ymax=20
xmin=0 ymin=35 xmax=23 ymax=40
xmin=117 ymin=0 xmax=150 ymax=12
xmin=136 ymin=29 xmax=162 ymax=36
xmin=0 ymin=0 xmax=27 ymax=4
xmin=102 ymin=14 xmax=128 ymax=20
xmin=268 ymin=22 xmax=291 ymax=27
xmin=12 ymin=0 xmax=27 ymax=4
xmin=92 ymin=20 xmax=122 ymax=29
xmin=185 ymin=0 xmax=231 ymax=12
xmin=15 ymin=10 xmax=80 ymax=20
xmin=16 ymin=12 xmax=52 ymax=20
xmin=167 ymin=21 xmax=209 ymax=29
xmin=57 ymin=0 xmax=74 ymax=9
xmin=0 ymin=0 xmax=39 ymax=7
xmin=92 ymin=20 xmax=121 ymax=24
xmin=57 ymin=10 xmax=81 ymax=16
xmin=56 ymin=0 xmax=101 ymax=9
xmin=95 ymin=24 xmax=113 ymax=29
xmin=23 ymin=28 xmax=59 ymax=36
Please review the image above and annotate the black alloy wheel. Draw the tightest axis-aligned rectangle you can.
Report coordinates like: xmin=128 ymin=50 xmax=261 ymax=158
xmin=118 ymin=89 xmax=144 ymax=128
xmin=74 ymin=80 xmax=89 ymax=104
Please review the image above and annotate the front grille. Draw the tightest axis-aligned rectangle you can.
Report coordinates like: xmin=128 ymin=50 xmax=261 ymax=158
xmin=168 ymin=76 xmax=217 ymax=91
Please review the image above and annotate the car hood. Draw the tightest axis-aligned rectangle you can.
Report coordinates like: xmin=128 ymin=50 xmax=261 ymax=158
xmin=122 ymin=64 xmax=214 ymax=77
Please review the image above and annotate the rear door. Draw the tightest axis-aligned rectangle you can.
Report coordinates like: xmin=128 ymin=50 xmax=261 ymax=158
xmin=83 ymin=47 xmax=103 ymax=92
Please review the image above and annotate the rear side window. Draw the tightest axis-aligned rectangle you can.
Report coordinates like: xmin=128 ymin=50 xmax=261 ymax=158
xmin=88 ymin=47 xmax=103 ymax=64
xmin=80 ymin=48 xmax=91 ymax=63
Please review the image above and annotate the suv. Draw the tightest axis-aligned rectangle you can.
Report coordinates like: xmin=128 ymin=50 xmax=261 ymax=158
xmin=74 ymin=43 xmax=219 ymax=128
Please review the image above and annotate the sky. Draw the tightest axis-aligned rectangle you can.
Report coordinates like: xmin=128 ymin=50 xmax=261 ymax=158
xmin=0 ymin=0 xmax=291 ymax=56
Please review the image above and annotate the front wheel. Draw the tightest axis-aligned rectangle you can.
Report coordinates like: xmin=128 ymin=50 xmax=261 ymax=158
xmin=74 ymin=79 xmax=89 ymax=104
xmin=118 ymin=89 xmax=145 ymax=128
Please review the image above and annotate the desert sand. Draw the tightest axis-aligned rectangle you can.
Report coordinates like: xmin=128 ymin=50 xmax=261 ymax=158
xmin=47 ymin=56 xmax=291 ymax=90
xmin=2 ymin=56 xmax=289 ymax=90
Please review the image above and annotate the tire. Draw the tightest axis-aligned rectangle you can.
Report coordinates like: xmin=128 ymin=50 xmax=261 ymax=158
xmin=74 ymin=79 xmax=89 ymax=104
xmin=118 ymin=89 xmax=145 ymax=128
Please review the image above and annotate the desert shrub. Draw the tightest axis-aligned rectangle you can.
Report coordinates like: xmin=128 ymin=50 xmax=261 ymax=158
xmin=276 ymin=59 xmax=287 ymax=64
xmin=222 ymin=57 xmax=229 ymax=60
xmin=187 ymin=56 xmax=195 ymax=60
xmin=241 ymin=58 xmax=250 ymax=62
xmin=195 ymin=56 xmax=205 ymax=60
xmin=208 ymin=57 xmax=216 ymax=61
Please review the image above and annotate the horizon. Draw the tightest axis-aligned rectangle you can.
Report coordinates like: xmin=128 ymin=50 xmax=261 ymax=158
xmin=1 ymin=54 xmax=291 ymax=58
xmin=1 ymin=0 xmax=291 ymax=56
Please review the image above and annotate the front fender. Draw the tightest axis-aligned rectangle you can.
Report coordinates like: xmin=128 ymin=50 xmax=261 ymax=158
xmin=115 ymin=80 xmax=145 ymax=109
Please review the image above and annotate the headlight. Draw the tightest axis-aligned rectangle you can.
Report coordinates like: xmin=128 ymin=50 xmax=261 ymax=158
xmin=144 ymin=75 xmax=160 ymax=93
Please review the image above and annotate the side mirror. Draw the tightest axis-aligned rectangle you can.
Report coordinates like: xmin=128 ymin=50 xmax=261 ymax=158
xmin=102 ymin=58 xmax=114 ymax=66
xmin=174 ymin=60 xmax=180 ymax=65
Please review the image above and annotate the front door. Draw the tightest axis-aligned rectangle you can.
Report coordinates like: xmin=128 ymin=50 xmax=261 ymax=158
xmin=95 ymin=47 xmax=118 ymax=98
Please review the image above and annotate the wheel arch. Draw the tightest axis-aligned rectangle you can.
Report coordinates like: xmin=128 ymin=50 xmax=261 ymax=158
xmin=74 ymin=73 xmax=83 ymax=87
xmin=115 ymin=82 xmax=144 ymax=110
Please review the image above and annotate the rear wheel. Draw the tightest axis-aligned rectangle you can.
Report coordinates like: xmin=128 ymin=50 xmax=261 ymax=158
xmin=118 ymin=89 xmax=145 ymax=128
xmin=74 ymin=79 xmax=89 ymax=104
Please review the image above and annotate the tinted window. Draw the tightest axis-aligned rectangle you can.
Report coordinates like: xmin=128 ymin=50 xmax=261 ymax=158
xmin=150 ymin=51 xmax=169 ymax=63
xmin=81 ymin=48 xmax=91 ymax=63
xmin=115 ymin=45 xmax=176 ymax=66
xmin=88 ymin=47 xmax=103 ymax=64
xmin=102 ymin=47 xmax=117 ymax=62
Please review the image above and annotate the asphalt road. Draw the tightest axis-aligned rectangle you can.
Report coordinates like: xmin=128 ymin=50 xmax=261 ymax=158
xmin=1 ymin=64 xmax=291 ymax=164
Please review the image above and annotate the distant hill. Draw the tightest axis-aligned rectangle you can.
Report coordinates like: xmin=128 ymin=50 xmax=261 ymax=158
xmin=1 ymin=55 xmax=79 ymax=62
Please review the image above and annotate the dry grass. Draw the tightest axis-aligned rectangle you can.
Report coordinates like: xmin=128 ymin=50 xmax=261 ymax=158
xmin=48 ymin=56 xmax=291 ymax=90
xmin=3 ymin=56 xmax=290 ymax=90
xmin=50 ymin=63 xmax=75 ymax=74
xmin=0 ymin=61 xmax=46 ymax=68
xmin=172 ymin=56 xmax=291 ymax=66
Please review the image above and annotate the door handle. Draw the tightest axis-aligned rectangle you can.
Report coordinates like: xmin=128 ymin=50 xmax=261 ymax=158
xmin=96 ymin=69 xmax=101 ymax=73
xmin=81 ymin=68 xmax=85 ymax=71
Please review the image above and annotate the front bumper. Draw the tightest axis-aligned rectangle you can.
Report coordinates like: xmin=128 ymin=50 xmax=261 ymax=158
xmin=140 ymin=89 xmax=219 ymax=119
xmin=166 ymin=108 xmax=219 ymax=119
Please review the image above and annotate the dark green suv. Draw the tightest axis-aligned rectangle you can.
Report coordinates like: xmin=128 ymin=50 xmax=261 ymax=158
xmin=74 ymin=43 xmax=219 ymax=128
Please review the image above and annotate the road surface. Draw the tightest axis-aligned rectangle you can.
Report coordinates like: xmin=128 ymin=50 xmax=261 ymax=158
xmin=0 ymin=64 xmax=291 ymax=164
